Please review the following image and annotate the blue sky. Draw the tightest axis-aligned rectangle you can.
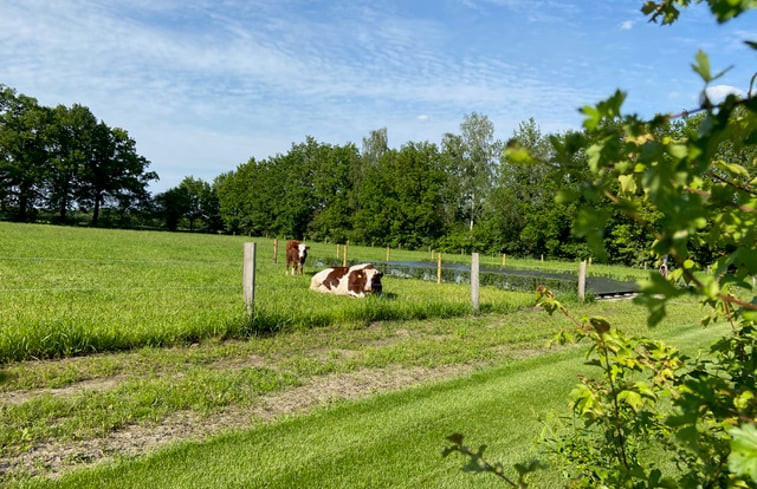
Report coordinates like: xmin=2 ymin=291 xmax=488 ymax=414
xmin=1 ymin=1 xmax=755 ymax=193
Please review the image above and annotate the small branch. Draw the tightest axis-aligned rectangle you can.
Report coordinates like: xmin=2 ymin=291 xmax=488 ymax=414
xmin=707 ymin=171 xmax=757 ymax=197
xmin=719 ymin=293 xmax=757 ymax=312
xmin=685 ymin=185 xmax=756 ymax=213
xmin=665 ymin=93 xmax=756 ymax=121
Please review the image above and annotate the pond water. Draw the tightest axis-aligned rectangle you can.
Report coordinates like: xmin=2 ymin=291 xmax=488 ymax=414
xmin=380 ymin=260 xmax=639 ymax=297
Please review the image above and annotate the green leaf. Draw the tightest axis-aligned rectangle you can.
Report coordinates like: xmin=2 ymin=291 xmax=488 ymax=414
xmin=618 ymin=174 xmax=637 ymax=195
xmin=581 ymin=105 xmax=601 ymax=130
xmin=691 ymin=50 xmax=712 ymax=82
xmin=729 ymin=424 xmax=757 ymax=483
xmin=667 ymin=143 xmax=688 ymax=159
xmin=617 ymin=390 xmax=644 ymax=411
xmin=675 ymin=426 xmax=700 ymax=448
xmin=505 ymin=145 xmax=535 ymax=165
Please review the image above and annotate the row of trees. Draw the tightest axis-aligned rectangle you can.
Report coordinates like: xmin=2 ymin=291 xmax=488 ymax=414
xmin=211 ymin=117 xmax=605 ymax=260
xmin=213 ymin=113 xmax=736 ymax=265
xmin=4 ymin=82 xmax=748 ymax=266
xmin=0 ymin=85 xmax=158 ymax=226
xmin=1 ymin=83 xmax=608 ymax=261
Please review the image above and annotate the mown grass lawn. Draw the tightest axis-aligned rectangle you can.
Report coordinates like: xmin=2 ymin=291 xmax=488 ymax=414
xmin=9 ymin=318 xmax=726 ymax=489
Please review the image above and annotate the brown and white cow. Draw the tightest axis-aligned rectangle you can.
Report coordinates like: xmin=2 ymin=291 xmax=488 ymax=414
xmin=310 ymin=263 xmax=383 ymax=298
xmin=285 ymin=240 xmax=310 ymax=275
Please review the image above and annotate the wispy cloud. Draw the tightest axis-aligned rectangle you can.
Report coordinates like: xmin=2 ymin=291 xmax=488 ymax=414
xmin=1 ymin=0 xmax=753 ymax=192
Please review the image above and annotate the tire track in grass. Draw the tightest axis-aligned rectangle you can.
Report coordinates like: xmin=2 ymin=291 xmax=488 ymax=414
xmin=12 ymin=321 xmax=726 ymax=488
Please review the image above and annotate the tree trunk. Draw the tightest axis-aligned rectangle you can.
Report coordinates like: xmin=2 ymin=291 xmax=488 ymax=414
xmin=16 ymin=193 xmax=28 ymax=222
xmin=92 ymin=192 xmax=101 ymax=226
xmin=58 ymin=195 xmax=68 ymax=222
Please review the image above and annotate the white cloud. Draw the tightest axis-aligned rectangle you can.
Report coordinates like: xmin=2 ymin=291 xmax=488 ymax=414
xmin=704 ymin=84 xmax=746 ymax=103
xmin=3 ymin=0 xmax=752 ymax=195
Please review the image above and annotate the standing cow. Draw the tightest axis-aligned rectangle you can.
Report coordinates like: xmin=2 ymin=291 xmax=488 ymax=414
xmin=310 ymin=263 xmax=383 ymax=298
xmin=285 ymin=240 xmax=310 ymax=275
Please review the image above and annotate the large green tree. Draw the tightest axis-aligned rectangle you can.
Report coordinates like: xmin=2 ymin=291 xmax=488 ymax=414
xmin=353 ymin=141 xmax=447 ymax=248
xmin=309 ymin=142 xmax=360 ymax=242
xmin=442 ymin=113 xmax=502 ymax=233
xmin=46 ymin=104 xmax=98 ymax=223
xmin=156 ymin=176 xmax=221 ymax=232
xmin=0 ymin=85 xmax=51 ymax=221
xmin=77 ymin=123 xmax=156 ymax=227
xmin=0 ymin=84 xmax=157 ymax=226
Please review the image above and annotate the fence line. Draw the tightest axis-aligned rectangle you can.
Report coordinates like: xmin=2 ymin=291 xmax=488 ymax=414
xmin=2 ymin=248 xmax=598 ymax=301
xmin=0 ymin=285 xmax=239 ymax=293
xmin=0 ymin=256 xmax=237 ymax=265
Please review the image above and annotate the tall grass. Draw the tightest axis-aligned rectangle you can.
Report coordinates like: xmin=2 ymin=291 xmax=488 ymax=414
xmin=1 ymin=223 xmax=541 ymax=363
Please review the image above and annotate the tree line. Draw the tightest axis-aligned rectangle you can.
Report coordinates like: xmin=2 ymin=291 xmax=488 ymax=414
xmin=3 ymin=82 xmax=742 ymax=265
xmin=0 ymin=85 xmax=157 ymax=227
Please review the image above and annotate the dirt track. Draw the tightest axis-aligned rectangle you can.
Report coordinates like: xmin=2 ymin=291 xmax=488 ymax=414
xmin=1 ymin=363 xmax=474 ymax=480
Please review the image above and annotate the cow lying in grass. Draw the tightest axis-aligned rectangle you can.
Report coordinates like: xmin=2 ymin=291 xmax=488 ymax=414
xmin=310 ymin=263 xmax=383 ymax=298
xmin=285 ymin=240 xmax=310 ymax=275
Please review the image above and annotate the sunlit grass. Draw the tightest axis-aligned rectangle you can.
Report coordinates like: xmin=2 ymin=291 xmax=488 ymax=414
xmin=1 ymin=223 xmax=542 ymax=362
xmin=8 ymin=317 xmax=726 ymax=489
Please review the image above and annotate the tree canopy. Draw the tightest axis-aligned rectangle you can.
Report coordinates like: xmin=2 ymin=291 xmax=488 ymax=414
xmin=0 ymin=85 xmax=157 ymax=226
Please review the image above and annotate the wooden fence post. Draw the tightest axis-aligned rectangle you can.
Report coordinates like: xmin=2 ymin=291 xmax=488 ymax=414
xmin=471 ymin=252 xmax=480 ymax=312
xmin=343 ymin=241 xmax=349 ymax=267
xmin=336 ymin=244 xmax=341 ymax=260
xmin=437 ymin=251 xmax=442 ymax=284
xmin=272 ymin=238 xmax=278 ymax=264
xmin=501 ymin=253 xmax=507 ymax=268
xmin=578 ymin=260 xmax=587 ymax=301
xmin=243 ymin=242 xmax=257 ymax=315
xmin=386 ymin=246 xmax=390 ymax=262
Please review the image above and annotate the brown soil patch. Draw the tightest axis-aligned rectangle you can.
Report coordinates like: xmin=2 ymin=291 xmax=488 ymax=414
xmin=0 ymin=376 xmax=125 ymax=406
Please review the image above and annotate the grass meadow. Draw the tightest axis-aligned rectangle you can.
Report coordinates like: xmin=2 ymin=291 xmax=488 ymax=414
xmin=0 ymin=222 xmax=714 ymax=487
xmin=0 ymin=221 xmax=643 ymax=364
xmin=0 ymin=222 xmax=537 ymax=362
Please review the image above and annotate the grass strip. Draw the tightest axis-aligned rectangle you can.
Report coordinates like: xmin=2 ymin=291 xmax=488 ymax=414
xmin=12 ymin=320 xmax=727 ymax=489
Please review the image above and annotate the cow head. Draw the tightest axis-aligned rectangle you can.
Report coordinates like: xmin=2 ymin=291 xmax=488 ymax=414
xmin=347 ymin=264 xmax=383 ymax=296
xmin=298 ymin=243 xmax=310 ymax=265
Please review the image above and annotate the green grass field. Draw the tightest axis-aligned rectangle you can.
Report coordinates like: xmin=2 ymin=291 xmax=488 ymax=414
xmin=0 ymin=222 xmax=712 ymax=487
xmin=0 ymin=222 xmax=645 ymax=363
xmin=0 ymin=222 xmax=541 ymax=362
